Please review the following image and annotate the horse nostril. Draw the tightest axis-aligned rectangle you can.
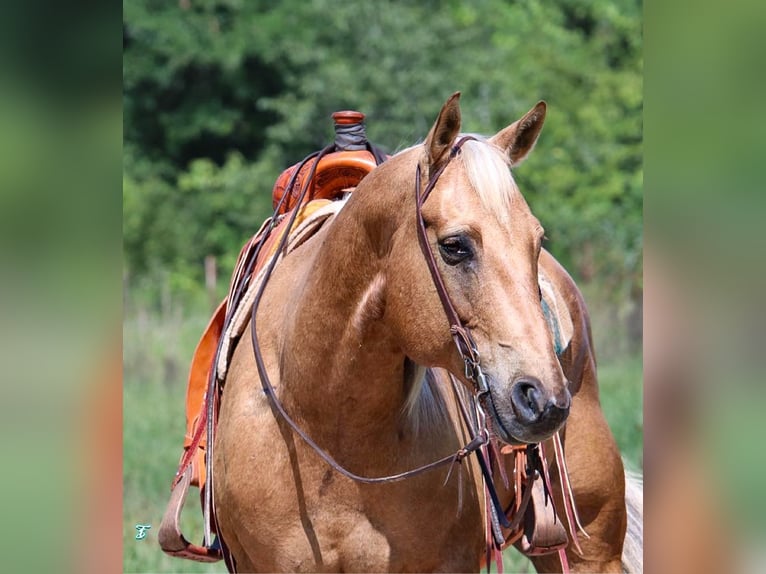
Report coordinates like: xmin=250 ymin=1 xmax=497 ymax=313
xmin=510 ymin=377 xmax=545 ymax=424
xmin=522 ymin=384 xmax=538 ymax=410
xmin=555 ymin=389 xmax=572 ymax=411
xmin=542 ymin=389 xmax=571 ymax=429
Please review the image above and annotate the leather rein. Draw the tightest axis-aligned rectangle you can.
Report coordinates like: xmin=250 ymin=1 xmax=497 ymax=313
xmin=246 ymin=136 xmax=538 ymax=540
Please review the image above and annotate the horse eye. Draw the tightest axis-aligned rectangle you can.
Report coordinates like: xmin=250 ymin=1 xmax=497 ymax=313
xmin=438 ymin=236 xmax=473 ymax=266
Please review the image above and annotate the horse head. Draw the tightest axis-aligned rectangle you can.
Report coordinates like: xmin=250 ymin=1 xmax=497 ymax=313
xmin=382 ymin=93 xmax=571 ymax=444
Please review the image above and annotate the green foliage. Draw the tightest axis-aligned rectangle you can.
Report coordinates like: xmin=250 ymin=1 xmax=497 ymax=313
xmin=123 ymin=144 xmax=278 ymax=306
xmin=124 ymin=0 xmax=642 ymax=321
xmin=597 ymin=354 xmax=644 ymax=469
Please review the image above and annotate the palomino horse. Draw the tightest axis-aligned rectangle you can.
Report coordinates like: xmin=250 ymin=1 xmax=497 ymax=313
xmin=213 ymin=94 xmax=641 ymax=572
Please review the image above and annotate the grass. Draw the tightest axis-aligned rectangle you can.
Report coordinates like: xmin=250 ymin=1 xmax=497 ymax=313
xmin=597 ymin=355 xmax=644 ymax=471
xmin=123 ymin=380 xmax=223 ymax=574
xmin=123 ymin=307 xmax=642 ymax=573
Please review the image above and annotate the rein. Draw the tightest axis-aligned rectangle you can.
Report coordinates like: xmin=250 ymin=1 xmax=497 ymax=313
xmin=160 ymin=130 xmax=587 ymax=574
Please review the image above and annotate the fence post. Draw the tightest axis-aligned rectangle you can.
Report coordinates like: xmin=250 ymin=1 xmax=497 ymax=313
xmin=205 ymin=255 xmax=217 ymax=312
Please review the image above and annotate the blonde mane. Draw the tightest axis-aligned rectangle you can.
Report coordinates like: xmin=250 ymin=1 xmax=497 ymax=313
xmin=400 ymin=135 xmax=518 ymax=225
xmin=459 ymin=136 xmax=518 ymax=227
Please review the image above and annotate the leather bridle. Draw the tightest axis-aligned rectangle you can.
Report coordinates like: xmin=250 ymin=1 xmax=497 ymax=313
xmin=413 ymin=137 xmax=543 ymax=548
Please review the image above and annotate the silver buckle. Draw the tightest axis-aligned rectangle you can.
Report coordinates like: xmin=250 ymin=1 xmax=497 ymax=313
xmin=464 ymin=356 xmax=489 ymax=395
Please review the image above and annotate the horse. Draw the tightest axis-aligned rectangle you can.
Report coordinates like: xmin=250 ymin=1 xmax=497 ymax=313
xmin=212 ymin=93 xmax=642 ymax=573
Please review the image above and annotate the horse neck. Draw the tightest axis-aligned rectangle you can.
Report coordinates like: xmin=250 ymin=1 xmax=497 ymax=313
xmin=279 ymin=167 xmax=414 ymax=450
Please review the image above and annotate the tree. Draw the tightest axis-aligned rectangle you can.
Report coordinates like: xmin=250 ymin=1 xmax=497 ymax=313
xmin=123 ymin=0 xmax=642 ymax=335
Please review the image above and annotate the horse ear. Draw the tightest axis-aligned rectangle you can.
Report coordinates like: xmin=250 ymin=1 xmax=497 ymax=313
xmin=425 ymin=92 xmax=462 ymax=170
xmin=490 ymin=101 xmax=547 ymax=166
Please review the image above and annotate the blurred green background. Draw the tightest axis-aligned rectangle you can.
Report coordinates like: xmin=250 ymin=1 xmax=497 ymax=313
xmin=123 ymin=1 xmax=642 ymax=572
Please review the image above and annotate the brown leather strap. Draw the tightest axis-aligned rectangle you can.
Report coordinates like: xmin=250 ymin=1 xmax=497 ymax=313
xmin=241 ymin=134 xmax=572 ymax=569
xmin=159 ymin=466 xmax=222 ymax=562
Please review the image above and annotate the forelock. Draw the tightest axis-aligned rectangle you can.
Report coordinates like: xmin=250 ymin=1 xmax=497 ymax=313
xmin=459 ymin=136 xmax=517 ymax=226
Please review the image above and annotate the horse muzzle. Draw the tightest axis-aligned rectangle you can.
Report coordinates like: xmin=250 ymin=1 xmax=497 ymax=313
xmin=484 ymin=376 xmax=571 ymax=444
